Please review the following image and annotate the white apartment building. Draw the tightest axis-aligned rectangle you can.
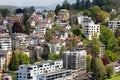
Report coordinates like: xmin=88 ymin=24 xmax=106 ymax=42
xmin=55 ymin=19 xmax=68 ymax=27
xmin=63 ymin=49 xmax=87 ymax=70
xmin=16 ymin=60 xmax=72 ymax=80
xmin=34 ymin=24 xmax=47 ymax=35
xmin=0 ymin=33 xmax=12 ymax=50
xmin=83 ymin=21 xmax=100 ymax=40
xmin=108 ymin=21 xmax=120 ymax=33
xmin=77 ymin=16 xmax=92 ymax=26
xmin=48 ymin=39 xmax=66 ymax=54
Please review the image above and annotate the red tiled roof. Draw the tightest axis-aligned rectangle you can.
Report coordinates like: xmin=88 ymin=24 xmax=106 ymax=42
xmin=66 ymin=37 xmax=81 ymax=43
xmin=50 ymin=39 xmax=63 ymax=43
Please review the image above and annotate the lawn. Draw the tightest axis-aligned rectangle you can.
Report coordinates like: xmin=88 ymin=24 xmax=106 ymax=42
xmin=107 ymin=75 xmax=120 ymax=80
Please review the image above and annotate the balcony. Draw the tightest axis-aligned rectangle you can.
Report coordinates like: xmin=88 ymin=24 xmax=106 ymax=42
xmin=27 ymin=67 xmax=33 ymax=70
xmin=27 ymin=76 xmax=33 ymax=79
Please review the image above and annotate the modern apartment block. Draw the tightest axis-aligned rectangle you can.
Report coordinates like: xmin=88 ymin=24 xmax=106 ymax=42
xmin=16 ymin=60 xmax=72 ymax=80
xmin=83 ymin=20 xmax=100 ymax=40
xmin=0 ymin=33 xmax=12 ymax=50
xmin=108 ymin=21 xmax=120 ymax=33
xmin=63 ymin=49 xmax=87 ymax=70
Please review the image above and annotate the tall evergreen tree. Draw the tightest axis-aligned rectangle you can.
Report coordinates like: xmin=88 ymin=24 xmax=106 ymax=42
xmin=8 ymin=52 xmax=19 ymax=71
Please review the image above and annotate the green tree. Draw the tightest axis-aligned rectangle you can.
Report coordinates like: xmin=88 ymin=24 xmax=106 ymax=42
xmin=83 ymin=10 xmax=91 ymax=16
xmin=59 ymin=46 xmax=66 ymax=58
xmin=86 ymin=54 xmax=92 ymax=72
xmin=24 ymin=21 xmax=31 ymax=35
xmin=41 ymin=44 xmax=50 ymax=60
xmin=48 ymin=53 xmax=59 ymax=60
xmin=91 ymin=35 xmax=100 ymax=58
xmin=72 ymin=27 xmax=81 ymax=36
xmin=0 ymin=13 xmax=3 ymax=18
xmin=55 ymin=4 xmax=61 ymax=15
xmin=45 ymin=29 xmax=53 ymax=42
xmin=91 ymin=6 xmax=109 ymax=23
xmin=91 ymin=58 xmax=106 ymax=80
xmin=100 ymin=25 xmax=116 ymax=50
xmin=105 ymin=65 xmax=113 ymax=78
xmin=16 ymin=53 xmax=30 ymax=65
xmin=104 ymin=50 xmax=118 ymax=62
xmin=0 ymin=8 xmax=10 ymax=17
xmin=71 ymin=39 xmax=77 ymax=49
xmin=61 ymin=0 xmax=71 ymax=10
xmin=8 ymin=52 xmax=19 ymax=71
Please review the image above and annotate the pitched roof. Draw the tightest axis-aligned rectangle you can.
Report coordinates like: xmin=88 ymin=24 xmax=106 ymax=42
xmin=50 ymin=39 xmax=63 ymax=43
xmin=66 ymin=36 xmax=81 ymax=43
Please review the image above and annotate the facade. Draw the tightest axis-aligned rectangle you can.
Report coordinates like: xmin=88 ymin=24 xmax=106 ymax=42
xmin=16 ymin=60 xmax=72 ymax=80
xmin=53 ymin=30 xmax=69 ymax=40
xmin=0 ymin=33 xmax=12 ymax=50
xmin=83 ymin=21 xmax=100 ymax=40
xmin=3 ymin=74 xmax=12 ymax=80
xmin=55 ymin=19 xmax=68 ymax=27
xmin=49 ymin=39 xmax=65 ymax=54
xmin=0 ymin=50 xmax=12 ymax=70
xmin=63 ymin=49 xmax=87 ymax=70
xmin=108 ymin=21 xmax=120 ymax=33
xmin=12 ymin=33 xmax=29 ymax=49
xmin=86 ymin=43 xmax=105 ymax=58
xmin=29 ymin=33 xmax=45 ymax=44
xmin=109 ymin=61 xmax=120 ymax=74
xmin=37 ymin=70 xmax=72 ymax=80
xmin=34 ymin=24 xmax=47 ymax=35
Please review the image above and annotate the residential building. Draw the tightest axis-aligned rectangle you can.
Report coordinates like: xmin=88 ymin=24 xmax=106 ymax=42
xmin=34 ymin=45 xmax=43 ymax=60
xmin=53 ymin=29 xmax=69 ymax=40
xmin=12 ymin=33 xmax=29 ymax=49
xmin=48 ymin=39 xmax=65 ymax=54
xmin=28 ymin=12 xmax=41 ymax=26
xmin=3 ymin=74 xmax=12 ymax=80
xmin=55 ymin=9 xmax=69 ymax=27
xmin=0 ymin=50 xmax=12 ymax=70
xmin=16 ymin=60 xmax=72 ymax=80
xmin=109 ymin=61 xmax=120 ymax=74
xmin=83 ymin=21 xmax=100 ymax=40
xmin=66 ymin=36 xmax=83 ymax=48
xmin=108 ymin=21 xmax=120 ymax=33
xmin=55 ymin=19 xmax=68 ymax=27
xmin=37 ymin=70 xmax=72 ymax=80
xmin=0 ymin=33 xmax=12 ymax=50
xmin=57 ymin=9 xmax=69 ymax=21
xmin=63 ymin=49 xmax=87 ymax=70
xmin=34 ymin=24 xmax=47 ymax=35
xmin=29 ymin=33 xmax=45 ymax=44
xmin=77 ymin=16 xmax=92 ymax=26
xmin=86 ymin=43 xmax=105 ymax=58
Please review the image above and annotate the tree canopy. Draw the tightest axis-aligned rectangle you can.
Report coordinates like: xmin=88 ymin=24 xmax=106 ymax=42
xmin=99 ymin=25 xmax=116 ymax=50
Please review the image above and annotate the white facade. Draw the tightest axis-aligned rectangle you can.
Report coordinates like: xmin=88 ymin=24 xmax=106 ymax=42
xmin=49 ymin=41 xmax=66 ymax=54
xmin=34 ymin=25 xmax=47 ymax=35
xmin=63 ymin=49 xmax=87 ymax=70
xmin=0 ymin=33 xmax=12 ymax=50
xmin=83 ymin=21 xmax=100 ymax=40
xmin=55 ymin=19 xmax=67 ymax=27
xmin=77 ymin=16 xmax=92 ymax=26
xmin=108 ymin=21 xmax=120 ymax=33
xmin=16 ymin=60 xmax=64 ymax=80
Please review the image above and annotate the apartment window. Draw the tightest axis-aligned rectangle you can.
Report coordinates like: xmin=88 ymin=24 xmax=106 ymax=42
xmin=21 ymin=67 xmax=23 ymax=69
